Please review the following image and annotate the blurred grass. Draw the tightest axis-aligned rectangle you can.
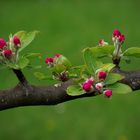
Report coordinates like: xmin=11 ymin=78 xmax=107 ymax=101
xmin=0 ymin=0 xmax=140 ymax=140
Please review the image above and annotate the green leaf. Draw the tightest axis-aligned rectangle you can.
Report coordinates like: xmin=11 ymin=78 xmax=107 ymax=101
xmin=70 ymin=65 xmax=86 ymax=77
xmin=34 ymin=72 xmax=47 ymax=80
xmin=123 ymin=47 xmax=140 ymax=58
xmin=14 ymin=31 xmax=27 ymax=40
xmin=96 ymin=63 xmax=115 ymax=73
xmin=105 ymin=73 xmax=124 ymax=85
xmin=17 ymin=57 xmax=29 ymax=69
xmin=89 ymin=45 xmax=114 ymax=58
xmin=55 ymin=55 xmax=71 ymax=68
xmin=18 ymin=31 xmax=39 ymax=52
xmin=25 ymin=53 xmax=42 ymax=59
xmin=6 ymin=63 xmax=18 ymax=69
xmin=121 ymin=56 xmax=131 ymax=64
xmin=53 ymin=64 xmax=66 ymax=73
xmin=108 ymin=83 xmax=132 ymax=94
xmin=83 ymin=48 xmax=103 ymax=74
xmin=66 ymin=85 xmax=85 ymax=96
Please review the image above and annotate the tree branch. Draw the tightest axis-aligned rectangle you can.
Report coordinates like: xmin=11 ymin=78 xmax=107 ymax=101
xmin=0 ymin=67 xmax=140 ymax=111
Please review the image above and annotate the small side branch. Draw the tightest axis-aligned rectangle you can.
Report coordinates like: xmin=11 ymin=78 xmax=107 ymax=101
xmin=12 ymin=69 xmax=28 ymax=86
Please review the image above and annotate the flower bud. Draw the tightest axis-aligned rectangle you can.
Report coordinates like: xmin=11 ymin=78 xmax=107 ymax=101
xmin=82 ymin=82 xmax=93 ymax=92
xmin=45 ymin=57 xmax=54 ymax=64
xmin=3 ymin=49 xmax=12 ymax=58
xmin=113 ymin=29 xmax=121 ymax=37
xmin=86 ymin=77 xmax=94 ymax=85
xmin=0 ymin=38 xmax=7 ymax=49
xmin=103 ymin=89 xmax=112 ymax=97
xmin=95 ymin=83 xmax=103 ymax=90
xmin=118 ymin=34 xmax=125 ymax=43
xmin=98 ymin=39 xmax=108 ymax=46
xmin=98 ymin=71 xmax=107 ymax=80
xmin=13 ymin=36 xmax=21 ymax=46
xmin=55 ymin=54 xmax=61 ymax=58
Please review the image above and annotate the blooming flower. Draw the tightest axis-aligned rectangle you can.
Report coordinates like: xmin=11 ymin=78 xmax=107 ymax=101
xmin=0 ymin=38 xmax=7 ymax=49
xmin=103 ymin=89 xmax=112 ymax=97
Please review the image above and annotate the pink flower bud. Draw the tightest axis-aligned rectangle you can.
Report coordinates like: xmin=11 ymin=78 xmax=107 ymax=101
xmin=82 ymin=82 xmax=92 ymax=92
xmin=0 ymin=38 xmax=7 ymax=49
xmin=113 ymin=29 xmax=121 ymax=37
xmin=118 ymin=34 xmax=125 ymax=43
xmin=86 ymin=77 xmax=94 ymax=85
xmin=3 ymin=49 xmax=12 ymax=58
xmin=95 ymin=83 xmax=103 ymax=90
xmin=103 ymin=89 xmax=112 ymax=97
xmin=98 ymin=39 xmax=108 ymax=46
xmin=13 ymin=36 xmax=21 ymax=46
xmin=98 ymin=71 xmax=107 ymax=80
xmin=45 ymin=57 xmax=54 ymax=64
xmin=55 ymin=54 xmax=61 ymax=58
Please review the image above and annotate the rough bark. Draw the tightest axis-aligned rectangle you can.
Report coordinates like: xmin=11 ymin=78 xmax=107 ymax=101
xmin=0 ymin=67 xmax=140 ymax=111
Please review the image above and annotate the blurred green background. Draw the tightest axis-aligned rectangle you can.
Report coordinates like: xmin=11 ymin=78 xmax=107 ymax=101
xmin=0 ymin=0 xmax=140 ymax=140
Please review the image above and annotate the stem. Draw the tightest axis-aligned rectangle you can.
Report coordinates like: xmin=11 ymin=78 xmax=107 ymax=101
xmin=12 ymin=69 xmax=28 ymax=86
xmin=112 ymin=43 xmax=121 ymax=66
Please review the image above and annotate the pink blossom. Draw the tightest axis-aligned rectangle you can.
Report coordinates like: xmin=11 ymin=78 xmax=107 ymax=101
xmin=13 ymin=36 xmax=21 ymax=46
xmin=118 ymin=34 xmax=125 ymax=43
xmin=45 ymin=57 xmax=54 ymax=64
xmin=55 ymin=54 xmax=61 ymax=58
xmin=3 ymin=49 xmax=12 ymax=58
xmin=98 ymin=39 xmax=108 ymax=46
xmin=113 ymin=29 xmax=121 ymax=37
xmin=0 ymin=38 xmax=7 ymax=49
xmin=86 ymin=77 xmax=94 ymax=85
xmin=95 ymin=83 xmax=103 ymax=90
xmin=103 ymin=89 xmax=112 ymax=97
xmin=82 ymin=82 xmax=92 ymax=92
xmin=98 ymin=71 xmax=107 ymax=80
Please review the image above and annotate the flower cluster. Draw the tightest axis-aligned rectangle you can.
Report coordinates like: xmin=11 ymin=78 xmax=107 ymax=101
xmin=45 ymin=54 xmax=70 ymax=82
xmin=0 ymin=36 xmax=21 ymax=62
xmin=82 ymin=71 xmax=112 ymax=98
xmin=112 ymin=29 xmax=125 ymax=61
xmin=45 ymin=54 xmax=62 ymax=67
xmin=112 ymin=29 xmax=125 ymax=45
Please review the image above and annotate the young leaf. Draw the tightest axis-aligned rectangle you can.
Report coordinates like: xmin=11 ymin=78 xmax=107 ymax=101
xmin=34 ymin=72 xmax=47 ymax=80
xmin=53 ymin=64 xmax=66 ymax=73
xmin=18 ymin=31 xmax=39 ymax=52
xmin=83 ymin=48 xmax=103 ymax=74
xmin=55 ymin=55 xmax=71 ymax=68
xmin=25 ymin=53 xmax=42 ymax=59
xmin=105 ymin=73 xmax=124 ymax=85
xmin=89 ymin=45 xmax=114 ymax=58
xmin=14 ymin=31 xmax=27 ymax=40
xmin=17 ymin=57 xmax=29 ymax=69
xmin=66 ymin=85 xmax=85 ymax=96
xmin=96 ymin=63 xmax=115 ymax=73
xmin=107 ymin=83 xmax=132 ymax=94
xmin=123 ymin=47 xmax=140 ymax=58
